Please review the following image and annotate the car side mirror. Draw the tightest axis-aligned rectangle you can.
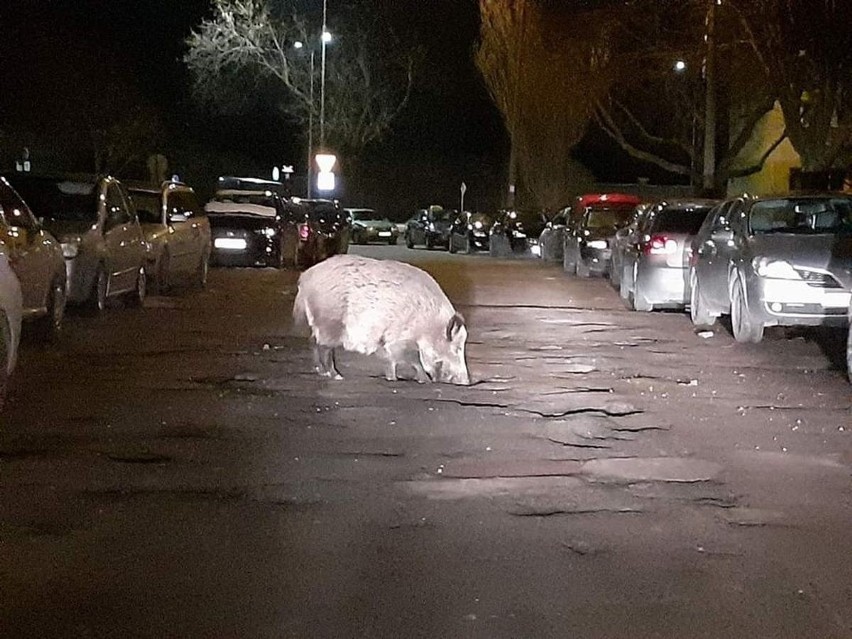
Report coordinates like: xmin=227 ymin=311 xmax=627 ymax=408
xmin=710 ymin=228 xmax=734 ymax=243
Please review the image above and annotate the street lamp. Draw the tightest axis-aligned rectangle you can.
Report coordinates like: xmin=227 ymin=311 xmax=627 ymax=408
xmin=320 ymin=0 xmax=330 ymax=150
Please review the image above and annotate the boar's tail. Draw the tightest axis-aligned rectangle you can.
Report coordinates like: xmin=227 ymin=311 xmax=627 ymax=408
xmin=446 ymin=312 xmax=466 ymax=341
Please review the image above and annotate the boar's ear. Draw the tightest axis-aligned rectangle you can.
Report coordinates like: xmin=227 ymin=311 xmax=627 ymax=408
xmin=446 ymin=312 xmax=466 ymax=341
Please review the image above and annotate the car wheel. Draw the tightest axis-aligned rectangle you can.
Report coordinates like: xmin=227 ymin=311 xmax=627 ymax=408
xmin=156 ymin=251 xmax=171 ymax=294
xmin=0 ymin=312 xmax=8 ymax=412
xmin=125 ymin=266 xmax=146 ymax=308
xmin=196 ymin=250 xmax=210 ymax=288
xmin=448 ymin=236 xmax=457 ymax=254
xmin=388 ymin=236 xmax=397 ymax=245
xmin=425 ymin=235 xmax=434 ymax=250
xmin=33 ymin=277 xmax=66 ymax=341
xmin=630 ymin=264 xmax=653 ymax=311
xmin=85 ymin=265 xmax=109 ymax=314
xmin=405 ymin=233 xmax=414 ymax=249
xmin=731 ymin=276 xmax=764 ymax=343
xmin=689 ymin=270 xmax=715 ymax=327
xmin=609 ymin=256 xmax=621 ymax=288
xmin=619 ymin=264 xmax=633 ymax=308
xmin=847 ymin=315 xmax=852 ymax=384
xmin=576 ymin=259 xmax=591 ymax=278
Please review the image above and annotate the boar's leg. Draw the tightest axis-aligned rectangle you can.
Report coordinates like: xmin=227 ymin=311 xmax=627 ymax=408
xmin=315 ymin=344 xmax=343 ymax=380
xmin=383 ymin=341 xmax=429 ymax=382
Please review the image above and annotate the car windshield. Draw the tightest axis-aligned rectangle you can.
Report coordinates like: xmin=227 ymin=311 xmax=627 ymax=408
xmin=429 ymin=209 xmax=452 ymax=222
xmin=749 ymin=197 xmax=852 ymax=234
xmin=586 ymin=206 xmax=634 ymax=229
xmin=9 ymin=178 xmax=98 ymax=222
xmin=130 ymin=192 xmax=161 ymax=223
xmin=655 ymin=206 xmax=714 ymax=234
xmin=352 ymin=210 xmax=381 ymax=221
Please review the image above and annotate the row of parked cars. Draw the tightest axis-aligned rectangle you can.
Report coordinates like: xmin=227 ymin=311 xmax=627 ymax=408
xmin=0 ymin=171 xmax=361 ymax=409
xmin=547 ymin=190 xmax=852 ymax=380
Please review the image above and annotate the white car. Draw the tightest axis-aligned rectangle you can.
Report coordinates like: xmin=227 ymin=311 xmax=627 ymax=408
xmin=0 ymin=246 xmax=23 ymax=410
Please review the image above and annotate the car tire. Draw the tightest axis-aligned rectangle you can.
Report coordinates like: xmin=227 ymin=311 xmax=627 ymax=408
xmin=405 ymin=233 xmax=414 ymax=249
xmin=125 ymin=266 xmax=146 ymax=308
xmin=689 ymin=270 xmax=715 ymax=327
xmin=196 ymin=250 xmax=210 ymax=288
xmin=425 ymin=235 xmax=434 ymax=250
xmin=33 ymin=277 xmax=66 ymax=341
xmin=157 ymin=251 xmax=171 ymax=294
xmin=619 ymin=265 xmax=633 ymax=308
xmin=609 ymin=256 xmax=621 ymax=288
xmin=576 ymin=259 xmax=591 ymax=278
xmin=630 ymin=266 xmax=653 ymax=312
xmin=731 ymin=276 xmax=764 ymax=343
xmin=388 ymin=236 xmax=397 ymax=245
xmin=0 ymin=312 xmax=8 ymax=412
xmin=448 ymin=236 xmax=457 ymax=254
xmin=85 ymin=265 xmax=109 ymax=314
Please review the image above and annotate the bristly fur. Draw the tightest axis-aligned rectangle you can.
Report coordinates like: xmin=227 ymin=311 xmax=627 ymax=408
xmin=293 ymin=255 xmax=470 ymax=384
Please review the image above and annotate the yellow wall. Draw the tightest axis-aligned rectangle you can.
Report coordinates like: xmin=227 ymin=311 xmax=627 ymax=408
xmin=728 ymin=101 xmax=801 ymax=197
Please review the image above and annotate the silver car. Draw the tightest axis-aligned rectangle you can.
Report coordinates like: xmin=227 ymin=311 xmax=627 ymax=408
xmin=128 ymin=181 xmax=211 ymax=293
xmin=689 ymin=194 xmax=852 ymax=343
xmin=0 ymin=175 xmax=67 ymax=338
xmin=345 ymin=208 xmax=399 ymax=245
xmin=0 ymin=246 xmax=22 ymax=411
xmin=9 ymin=175 xmax=148 ymax=312
xmin=619 ymin=199 xmax=717 ymax=311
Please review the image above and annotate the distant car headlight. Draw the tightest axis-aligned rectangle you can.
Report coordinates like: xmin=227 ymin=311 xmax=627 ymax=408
xmin=60 ymin=237 xmax=81 ymax=258
xmin=261 ymin=227 xmax=277 ymax=237
xmin=587 ymin=239 xmax=608 ymax=250
xmin=752 ymin=257 xmax=799 ymax=279
xmin=512 ymin=230 xmax=527 ymax=238
xmin=428 ymin=222 xmax=436 ymax=232
xmin=474 ymin=220 xmax=483 ymax=229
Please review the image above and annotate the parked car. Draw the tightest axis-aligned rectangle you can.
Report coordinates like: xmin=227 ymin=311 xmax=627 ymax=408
xmin=294 ymin=198 xmax=350 ymax=265
xmin=608 ymin=203 xmax=650 ymax=288
xmin=127 ymin=180 xmax=211 ymax=292
xmin=563 ymin=193 xmax=642 ymax=277
xmin=489 ymin=209 xmax=548 ymax=257
xmin=405 ymin=205 xmax=453 ymax=249
xmin=617 ymin=198 xmax=718 ymax=311
xmin=345 ymin=207 xmax=399 ymax=245
xmin=8 ymin=174 xmax=147 ymax=312
xmin=538 ymin=207 xmax=571 ymax=262
xmin=448 ymin=211 xmax=492 ymax=253
xmin=0 ymin=245 xmax=23 ymax=410
xmin=206 ymin=188 xmax=299 ymax=268
xmin=0 ymin=175 xmax=67 ymax=337
xmin=689 ymin=193 xmax=852 ymax=342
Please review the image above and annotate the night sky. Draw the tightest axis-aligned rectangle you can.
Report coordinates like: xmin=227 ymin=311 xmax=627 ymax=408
xmin=0 ymin=0 xmax=638 ymax=214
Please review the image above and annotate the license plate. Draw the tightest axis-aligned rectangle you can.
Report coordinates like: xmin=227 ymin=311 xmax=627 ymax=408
xmin=214 ymin=238 xmax=247 ymax=250
xmin=378 ymin=231 xmax=391 ymax=237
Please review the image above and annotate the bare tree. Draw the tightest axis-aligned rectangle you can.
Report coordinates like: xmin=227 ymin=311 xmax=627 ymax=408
xmin=730 ymin=0 xmax=852 ymax=172
xmin=184 ymin=0 xmax=420 ymax=167
xmin=475 ymin=0 xmax=610 ymax=209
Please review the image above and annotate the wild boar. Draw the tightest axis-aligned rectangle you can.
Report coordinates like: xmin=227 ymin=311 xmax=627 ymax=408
xmin=293 ymin=254 xmax=470 ymax=385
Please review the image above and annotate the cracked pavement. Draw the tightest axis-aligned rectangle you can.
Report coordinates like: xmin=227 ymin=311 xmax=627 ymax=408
xmin=1 ymin=245 xmax=851 ymax=638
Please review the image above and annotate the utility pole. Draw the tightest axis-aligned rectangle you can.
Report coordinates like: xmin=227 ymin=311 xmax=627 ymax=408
xmin=702 ymin=0 xmax=717 ymax=196
xmin=506 ymin=1 xmax=527 ymax=210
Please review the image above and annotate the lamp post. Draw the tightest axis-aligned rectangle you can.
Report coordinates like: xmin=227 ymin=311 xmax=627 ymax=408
xmin=320 ymin=0 xmax=330 ymax=149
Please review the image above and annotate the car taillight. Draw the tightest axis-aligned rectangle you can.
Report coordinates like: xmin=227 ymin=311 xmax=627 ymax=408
xmin=644 ymin=234 xmax=678 ymax=256
xmin=298 ymin=223 xmax=311 ymax=240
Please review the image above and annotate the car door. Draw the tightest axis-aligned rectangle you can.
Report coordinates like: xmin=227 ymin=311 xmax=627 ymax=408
xmin=164 ymin=189 xmax=201 ymax=273
xmin=0 ymin=180 xmax=52 ymax=315
xmin=103 ymin=181 xmax=144 ymax=293
xmin=695 ymin=199 xmax=740 ymax=312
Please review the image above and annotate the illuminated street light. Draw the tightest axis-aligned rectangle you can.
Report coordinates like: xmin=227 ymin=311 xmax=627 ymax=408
xmin=673 ymin=59 xmax=687 ymax=72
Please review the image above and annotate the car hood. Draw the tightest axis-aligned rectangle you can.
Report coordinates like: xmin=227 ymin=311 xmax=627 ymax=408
xmin=353 ymin=218 xmax=393 ymax=229
xmin=750 ymin=233 xmax=852 ymax=275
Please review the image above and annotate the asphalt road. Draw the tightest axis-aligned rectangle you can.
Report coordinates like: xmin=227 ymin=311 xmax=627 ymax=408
xmin=1 ymin=244 xmax=851 ymax=638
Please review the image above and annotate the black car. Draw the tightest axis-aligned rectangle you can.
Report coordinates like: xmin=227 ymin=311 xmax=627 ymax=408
xmin=291 ymin=198 xmax=350 ymax=268
xmin=205 ymin=188 xmax=300 ymax=268
xmin=405 ymin=205 xmax=454 ymax=249
xmin=448 ymin=212 xmax=493 ymax=253
xmin=563 ymin=201 xmax=638 ymax=277
xmin=489 ymin=209 xmax=548 ymax=257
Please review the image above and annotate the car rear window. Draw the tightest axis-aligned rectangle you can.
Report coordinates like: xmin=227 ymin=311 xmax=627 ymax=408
xmin=654 ymin=206 xmax=713 ymax=234
xmin=749 ymin=197 xmax=852 ymax=234
xmin=586 ymin=206 xmax=634 ymax=229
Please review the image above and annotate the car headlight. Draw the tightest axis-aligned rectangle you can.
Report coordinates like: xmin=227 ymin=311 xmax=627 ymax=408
xmin=428 ymin=222 xmax=436 ymax=232
xmin=587 ymin=239 xmax=608 ymax=250
xmin=752 ymin=257 xmax=799 ymax=279
xmin=60 ymin=237 xmax=81 ymax=258
xmin=474 ymin=220 xmax=483 ymax=229
xmin=512 ymin=230 xmax=527 ymax=238
xmin=261 ymin=227 xmax=277 ymax=237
